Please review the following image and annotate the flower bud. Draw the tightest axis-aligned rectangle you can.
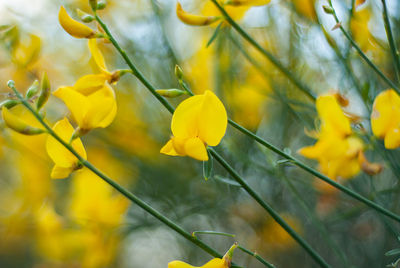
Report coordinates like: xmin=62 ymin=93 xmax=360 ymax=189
xmin=89 ymin=0 xmax=98 ymax=11
xmin=2 ymin=107 xmax=45 ymax=135
xmin=26 ymin=79 xmax=39 ymax=99
xmin=175 ymin=64 xmax=183 ymax=80
xmin=97 ymin=0 xmax=107 ymax=10
xmin=7 ymin=80 xmax=15 ymax=89
xmin=76 ymin=8 xmax=95 ymax=23
xmin=37 ymin=72 xmax=50 ymax=110
xmin=322 ymin=5 xmax=334 ymax=15
xmin=156 ymin=89 xmax=186 ymax=98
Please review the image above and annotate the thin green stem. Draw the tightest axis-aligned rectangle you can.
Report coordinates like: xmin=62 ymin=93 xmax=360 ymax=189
xmin=95 ymin=15 xmax=329 ymax=267
xmin=237 ymin=246 xmax=276 ymax=268
xmin=381 ymin=0 xmax=400 ymax=83
xmin=209 ymin=148 xmax=330 ymax=268
xmin=209 ymin=0 xmax=316 ymax=102
xmin=9 ymin=85 xmax=244 ymax=268
xmin=227 ymin=119 xmax=400 ymax=223
xmin=192 ymin=231 xmax=236 ymax=238
xmin=327 ymin=0 xmax=400 ymax=94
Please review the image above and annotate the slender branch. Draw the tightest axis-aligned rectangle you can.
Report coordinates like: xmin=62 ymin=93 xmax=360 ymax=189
xmin=209 ymin=0 xmax=316 ymax=101
xmin=326 ymin=0 xmax=400 ymax=94
xmin=237 ymin=246 xmax=276 ymax=268
xmin=95 ymin=10 xmax=400 ymax=223
xmin=381 ymin=0 xmax=400 ymax=83
xmin=9 ymin=85 xmax=243 ymax=267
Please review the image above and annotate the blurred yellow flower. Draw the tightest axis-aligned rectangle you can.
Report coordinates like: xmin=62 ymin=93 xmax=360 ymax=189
xmin=371 ymin=89 xmax=400 ymax=149
xmin=11 ymin=34 xmax=41 ymax=69
xmin=53 ymin=83 xmax=117 ymax=133
xmin=161 ymin=90 xmax=227 ymax=161
xmin=176 ymin=3 xmax=220 ymax=26
xmin=46 ymin=118 xmax=87 ymax=179
xmin=58 ymin=6 xmax=97 ymax=39
xmin=350 ymin=7 xmax=377 ymax=52
xmin=169 ymin=258 xmax=227 ymax=268
xmin=298 ymin=94 xmax=366 ymax=181
xmin=292 ymin=0 xmax=317 ymax=21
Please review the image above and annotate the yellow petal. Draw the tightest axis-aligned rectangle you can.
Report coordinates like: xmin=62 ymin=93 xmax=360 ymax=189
xmin=83 ymin=84 xmax=116 ymax=129
xmin=88 ymin=39 xmax=110 ymax=74
xmin=171 ymin=95 xmax=203 ymax=138
xmin=177 ymin=3 xmax=220 ymax=26
xmin=384 ymin=127 xmax=400 ymax=149
xmin=316 ymin=94 xmax=351 ymax=137
xmin=50 ymin=165 xmax=75 ymax=179
xmin=168 ymin=258 xmax=226 ymax=268
xmin=58 ymin=6 xmax=96 ymax=39
xmin=168 ymin=260 xmax=195 ymax=268
xmin=197 ymin=90 xmax=227 ymax=146
xmin=160 ymin=139 xmax=180 ymax=156
xmin=53 ymin=86 xmax=89 ymax=127
xmin=184 ymin=137 xmax=208 ymax=161
xmin=73 ymin=74 xmax=108 ymax=95
xmin=371 ymin=89 xmax=400 ymax=139
xmin=226 ymin=0 xmax=271 ymax=6
xmin=46 ymin=118 xmax=86 ymax=169
xmin=12 ymin=34 xmax=41 ymax=67
xmin=2 ymin=107 xmax=45 ymax=135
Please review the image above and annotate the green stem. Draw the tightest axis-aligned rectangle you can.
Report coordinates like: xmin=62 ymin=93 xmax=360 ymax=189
xmin=209 ymin=0 xmax=316 ymax=102
xmin=227 ymin=119 xmax=400 ymax=223
xmin=94 ymin=15 xmax=329 ymax=267
xmin=209 ymin=148 xmax=330 ymax=268
xmin=381 ymin=0 xmax=400 ymax=83
xmin=9 ymin=85 xmax=243 ymax=268
xmin=237 ymin=246 xmax=276 ymax=268
xmin=327 ymin=0 xmax=400 ymax=94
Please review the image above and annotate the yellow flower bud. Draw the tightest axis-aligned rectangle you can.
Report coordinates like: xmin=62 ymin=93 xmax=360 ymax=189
xmin=58 ymin=6 xmax=97 ymax=39
xmin=2 ymin=107 xmax=45 ymax=135
xmin=176 ymin=3 xmax=220 ymax=26
xmin=37 ymin=72 xmax=51 ymax=110
xmin=225 ymin=0 xmax=271 ymax=6
xmin=156 ymin=89 xmax=186 ymax=98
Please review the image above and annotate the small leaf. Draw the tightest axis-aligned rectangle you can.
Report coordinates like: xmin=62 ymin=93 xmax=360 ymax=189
xmin=385 ymin=248 xmax=400 ymax=256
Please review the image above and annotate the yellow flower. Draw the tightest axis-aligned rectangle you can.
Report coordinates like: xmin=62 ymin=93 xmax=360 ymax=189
xmin=53 ymin=83 xmax=117 ymax=133
xmin=46 ymin=118 xmax=87 ymax=179
xmin=292 ymin=0 xmax=317 ymax=21
xmin=168 ymin=258 xmax=227 ymax=268
xmin=350 ymin=7 xmax=376 ymax=52
xmin=298 ymin=94 xmax=366 ymax=180
xmin=371 ymin=89 xmax=400 ymax=149
xmin=161 ymin=90 xmax=227 ymax=161
xmin=58 ymin=6 xmax=97 ymax=38
xmin=11 ymin=34 xmax=41 ymax=68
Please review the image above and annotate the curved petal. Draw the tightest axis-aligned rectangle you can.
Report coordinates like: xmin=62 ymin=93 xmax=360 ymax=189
xmin=84 ymin=85 xmax=116 ymax=129
xmin=384 ymin=127 xmax=400 ymax=149
xmin=197 ymin=90 xmax=227 ymax=146
xmin=184 ymin=137 xmax=208 ymax=161
xmin=88 ymin=39 xmax=109 ymax=74
xmin=371 ymin=89 xmax=400 ymax=138
xmin=73 ymin=74 xmax=108 ymax=96
xmin=58 ymin=6 xmax=95 ymax=39
xmin=171 ymin=95 xmax=203 ymax=138
xmin=53 ymin=86 xmax=89 ymax=127
xmin=160 ymin=139 xmax=180 ymax=156
xmin=50 ymin=165 xmax=74 ymax=179
xmin=316 ymin=95 xmax=351 ymax=137
xmin=46 ymin=118 xmax=86 ymax=168
xmin=168 ymin=260 xmax=195 ymax=268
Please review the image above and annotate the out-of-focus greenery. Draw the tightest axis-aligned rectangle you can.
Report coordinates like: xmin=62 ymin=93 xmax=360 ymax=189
xmin=1 ymin=0 xmax=400 ymax=267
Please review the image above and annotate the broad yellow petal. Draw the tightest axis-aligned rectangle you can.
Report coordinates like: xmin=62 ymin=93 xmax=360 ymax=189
xmin=53 ymin=86 xmax=89 ymax=127
xmin=197 ymin=90 xmax=227 ymax=146
xmin=171 ymin=95 xmax=203 ymax=138
xmin=184 ymin=137 xmax=208 ymax=161
xmin=58 ymin=6 xmax=96 ymax=39
xmin=168 ymin=260 xmax=195 ymax=268
xmin=317 ymin=94 xmax=351 ymax=137
xmin=168 ymin=258 xmax=226 ymax=268
xmin=88 ymin=39 xmax=109 ymax=74
xmin=84 ymin=84 xmax=116 ymax=129
xmin=46 ymin=118 xmax=86 ymax=169
xmin=73 ymin=74 xmax=108 ymax=96
xmin=371 ymin=89 xmax=400 ymax=138
xmin=384 ymin=127 xmax=400 ymax=149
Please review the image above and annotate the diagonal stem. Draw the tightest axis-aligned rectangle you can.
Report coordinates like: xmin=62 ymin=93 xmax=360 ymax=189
xmin=9 ymin=85 xmax=244 ymax=268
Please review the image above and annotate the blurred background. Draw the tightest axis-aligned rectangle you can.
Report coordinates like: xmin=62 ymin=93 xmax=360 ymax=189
xmin=1 ymin=0 xmax=400 ymax=267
